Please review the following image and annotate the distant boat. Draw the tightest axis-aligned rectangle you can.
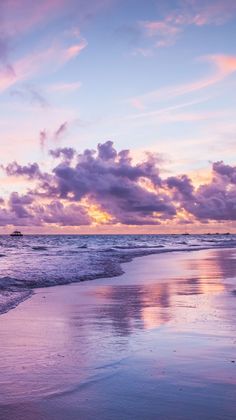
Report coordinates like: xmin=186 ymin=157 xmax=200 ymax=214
xmin=10 ymin=230 xmax=23 ymax=237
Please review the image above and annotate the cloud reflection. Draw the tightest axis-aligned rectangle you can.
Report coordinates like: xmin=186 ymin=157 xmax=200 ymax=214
xmin=91 ymin=249 xmax=236 ymax=336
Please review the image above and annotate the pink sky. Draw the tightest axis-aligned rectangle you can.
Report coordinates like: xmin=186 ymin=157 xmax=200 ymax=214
xmin=0 ymin=0 xmax=236 ymax=233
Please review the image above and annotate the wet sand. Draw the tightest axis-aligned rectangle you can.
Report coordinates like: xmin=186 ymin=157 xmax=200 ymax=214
xmin=0 ymin=248 xmax=236 ymax=420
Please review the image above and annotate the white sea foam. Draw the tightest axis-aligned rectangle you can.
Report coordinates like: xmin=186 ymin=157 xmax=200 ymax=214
xmin=0 ymin=234 xmax=235 ymax=314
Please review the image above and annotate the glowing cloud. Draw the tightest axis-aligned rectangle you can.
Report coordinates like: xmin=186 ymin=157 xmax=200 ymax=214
xmin=1 ymin=142 xmax=236 ymax=229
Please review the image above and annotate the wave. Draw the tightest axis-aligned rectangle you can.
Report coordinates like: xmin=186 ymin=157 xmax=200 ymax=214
xmin=0 ymin=289 xmax=33 ymax=315
xmin=200 ymin=239 xmax=236 ymax=246
xmin=112 ymin=244 xmax=165 ymax=250
xmin=32 ymin=246 xmax=48 ymax=251
xmin=0 ymin=276 xmax=33 ymax=315
xmin=0 ymin=234 xmax=236 ymax=316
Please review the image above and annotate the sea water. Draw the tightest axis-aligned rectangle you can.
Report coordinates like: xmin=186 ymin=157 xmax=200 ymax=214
xmin=0 ymin=234 xmax=236 ymax=314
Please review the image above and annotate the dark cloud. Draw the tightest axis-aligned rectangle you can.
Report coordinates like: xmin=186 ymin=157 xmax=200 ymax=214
xmin=9 ymin=192 xmax=33 ymax=219
xmin=1 ymin=141 xmax=175 ymax=226
xmin=54 ymin=122 xmax=68 ymax=141
xmin=1 ymin=142 xmax=236 ymax=226
xmin=3 ymin=161 xmax=42 ymax=179
xmin=212 ymin=161 xmax=236 ymax=184
xmin=10 ymin=85 xmax=48 ymax=108
xmin=97 ymin=140 xmax=117 ymax=160
xmin=38 ymin=201 xmax=91 ymax=226
xmin=43 ymin=141 xmax=175 ymax=224
xmin=39 ymin=123 xmax=69 ymax=151
xmin=0 ymin=193 xmax=91 ymax=227
xmin=49 ymin=147 xmax=75 ymax=162
xmin=166 ymin=174 xmax=194 ymax=201
xmin=0 ymin=192 xmax=37 ymax=226
xmin=0 ymin=207 xmax=20 ymax=227
xmin=39 ymin=130 xmax=48 ymax=151
xmin=187 ymin=186 xmax=236 ymax=221
xmin=159 ymin=159 xmax=236 ymax=222
xmin=170 ymin=161 xmax=236 ymax=221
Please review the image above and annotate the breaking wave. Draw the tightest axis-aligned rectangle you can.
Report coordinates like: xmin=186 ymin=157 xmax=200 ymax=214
xmin=0 ymin=233 xmax=236 ymax=315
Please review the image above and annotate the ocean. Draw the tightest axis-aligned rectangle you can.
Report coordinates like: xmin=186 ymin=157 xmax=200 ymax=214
xmin=0 ymin=234 xmax=236 ymax=315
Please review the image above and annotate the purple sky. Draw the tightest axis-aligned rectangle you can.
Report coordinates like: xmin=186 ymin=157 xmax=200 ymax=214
xmin=0 ymin=0 xmax=236 ymax=233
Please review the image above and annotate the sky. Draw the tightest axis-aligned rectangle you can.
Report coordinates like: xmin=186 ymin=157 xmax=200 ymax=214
xmin=0 ymin=0 xmax=236 ymax=234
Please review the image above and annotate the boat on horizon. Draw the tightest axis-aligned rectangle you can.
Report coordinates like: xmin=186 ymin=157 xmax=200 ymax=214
xmin=10 ymin=230 xmax=23 ymax=237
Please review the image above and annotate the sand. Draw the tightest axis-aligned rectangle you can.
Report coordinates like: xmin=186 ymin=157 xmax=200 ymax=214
xmin=0 ymin=248 xmax=235 ymax=420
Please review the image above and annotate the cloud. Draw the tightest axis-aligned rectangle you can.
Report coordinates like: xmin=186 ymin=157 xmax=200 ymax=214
xmin=139 ymin=0 xmax=236 ymax=50
xmin=0 ymin=0 xmax=114 ymax=41
xmin=0 ymin=205 xmax=27 ymax=227
xmin=11 ymin=84 xmax=48 ymax=107
xmin=54 ymin=122 xmax=68 ymax=141
xmin=141 ymin=20 xmax=181 ymax=48
xmin=0 ymin=64 xmax=16 ymax=91
xmin=36 ymin=201 xmax=91 ymax=226
xmin=0 ymin=0 xmax=67 ymax=38
xmin=43 ymin=141 xmax=174 ymax=225
xmin=166 ymin=160 xmax=236 ymax=221
xmin=38 ymin=123 xmax=69 ymax=151
xmin=49 ymin=81 xmax=82 ymax=93
xmin=181 ymin=0 xmax=236 ymax=26
xmin=1 ymin=142 xmax=236 ymax=227
xmin=9 ymin=192 xmax=34 ymax=219
xmin=0 ymin=0 xmax=111 ymax=94
xmin=126 ymin=98 xmax=217 ymax=122
xmin=0 ymin=36 xmax=87 ymax=93
xmin=212 ymin=161 xmax=236 ymax=182
xmin=0 ymin=192 xmax=91 ymax=227
xmin=166 ymin=174 xmax=194 ymax=202
xmin=0 ymin=23 xmax=87 ymax=93
xmin=39 ymin=130 xmax=48 ymax=151
xmin=64 ymin=41 xmax=88 ymax=60
xmin=49 ymin=147 xmax=76 ymax=162
xmin=208 ymin=55 xmax=236 ymax=75
xmin=1 ymin=141 xmax=175 ymax=226
xmin=129 ymin=54 xmax=236 ymax=109
xmin=3 ymin=161 xmax=42 ymax=180
xmin=0 ymin=0 xmax=70 ymax=87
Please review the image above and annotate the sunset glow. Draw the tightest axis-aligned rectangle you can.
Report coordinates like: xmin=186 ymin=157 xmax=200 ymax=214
xmin=0 ymin=0 xmax=236 ymax=233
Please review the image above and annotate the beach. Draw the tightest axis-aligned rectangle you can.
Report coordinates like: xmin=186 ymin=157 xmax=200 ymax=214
xmin=0 ymin=248 xmax=236 ymax=420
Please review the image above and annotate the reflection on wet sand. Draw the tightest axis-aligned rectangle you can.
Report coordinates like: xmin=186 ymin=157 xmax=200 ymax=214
xmin=0 ymin=248 xmax=236 ymax=420
xmin=89 ymin=248 xmax=236 ymax=336
xmin=94 ymin=283 xmax=171 ymax=335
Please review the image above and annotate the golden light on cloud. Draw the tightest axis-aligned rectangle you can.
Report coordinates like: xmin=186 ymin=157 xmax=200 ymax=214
xmin=188 ymin=167 xmax=213 ymax=188
xmin=139 ymin=178 xmax=156 ymax=193
xmin=82 ymin=199 xmax=113 ymax=225
xmin=176 ymin=208 xmax=194 ymax=222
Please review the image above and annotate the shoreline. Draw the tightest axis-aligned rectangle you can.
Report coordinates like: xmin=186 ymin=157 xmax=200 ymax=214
xmin=1 ymin=244 xmax=236 ymax=316
xmin=0 ymin=249 xmax=236 ymax=420
xmin=0 ymin=247 xmax=235 ymax=419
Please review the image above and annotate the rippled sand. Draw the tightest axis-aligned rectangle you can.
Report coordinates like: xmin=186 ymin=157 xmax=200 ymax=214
xmin=0 ymin=248 xmax=235 ymax=419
